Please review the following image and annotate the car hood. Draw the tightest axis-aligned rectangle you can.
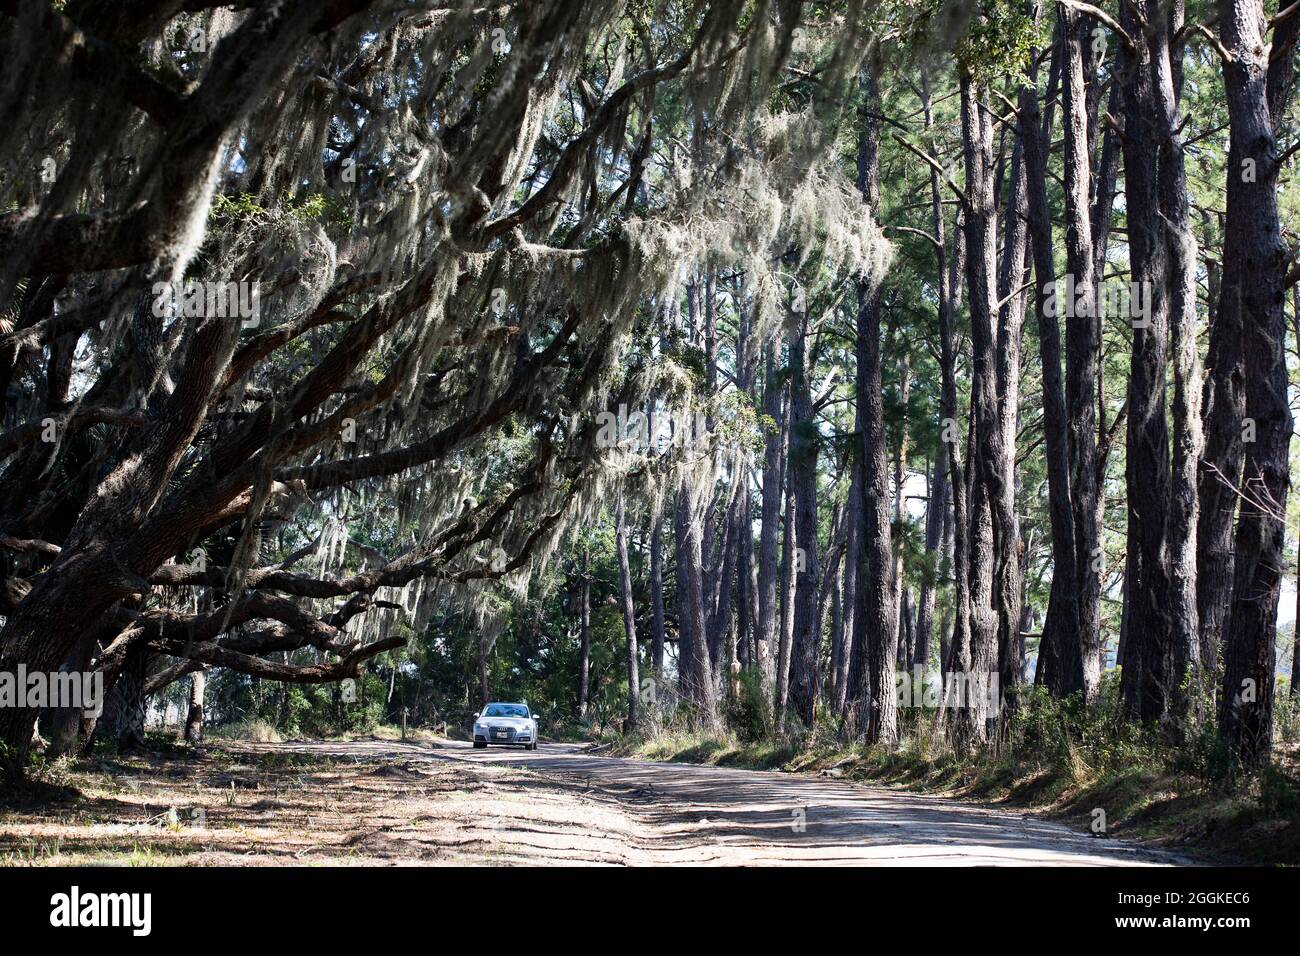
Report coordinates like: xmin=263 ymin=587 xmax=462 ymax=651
xmin=477 ymin=716 xmax=533 ymax=728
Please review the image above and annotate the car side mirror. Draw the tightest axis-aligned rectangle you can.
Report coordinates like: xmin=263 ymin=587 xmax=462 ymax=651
xmin=472 ymin=712 xmax=479 ymax=720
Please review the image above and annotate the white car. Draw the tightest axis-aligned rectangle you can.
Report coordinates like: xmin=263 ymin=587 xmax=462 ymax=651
xmin=472 ymin=702 xmax=539 ymax=750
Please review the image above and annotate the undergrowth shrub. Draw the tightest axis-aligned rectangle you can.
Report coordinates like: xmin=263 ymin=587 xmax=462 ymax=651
xmin=724 ymin=668 xmax=773 ymax=743
xmin=1274 ymin=689 xmax=1300 ymax=745
xmin=1259 ymin=765 xmax=1300 ymax=816
xmin=209 ymin=719 xmax=283 ymax=743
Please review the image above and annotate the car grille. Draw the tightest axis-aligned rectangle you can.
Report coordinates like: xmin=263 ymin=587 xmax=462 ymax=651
xmin=491 ymin=727 xmax=514 ymax=740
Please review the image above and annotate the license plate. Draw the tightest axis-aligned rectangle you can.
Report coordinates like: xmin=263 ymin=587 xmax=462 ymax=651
xmin=494 ymin=731 xmax=507 ymax=738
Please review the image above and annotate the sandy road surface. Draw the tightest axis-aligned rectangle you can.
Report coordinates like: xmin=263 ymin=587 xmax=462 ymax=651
xmin=0 ymin=738 xmax=1192 ymax=865
xmin=276 ymin=738 xmax=1189 ymax=866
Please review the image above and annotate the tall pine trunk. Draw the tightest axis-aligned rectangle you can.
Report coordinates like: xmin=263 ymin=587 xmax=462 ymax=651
xmin=615 ymin=498 xmax=640 ymax=731
xmin=836 ymin=452 xmax=863 ymax=712
xmin=1216 ymin=0 xmax=1294 ymax=768
xmin=1152 ymin=0 xmax=1204 ymax=719
xmin=1059 ymin=9 xmax=1103 ymax=700
xmin=847 ymin=68 xmax=898 ymax=744
xmin=914 ymin=454 xmax=949 ymax=676
xmin=577 ymin=546 xmax=591 ymax=718
xmin=756 ymin=337 xmax=786 ymax=690
xmin=1117 ymin=0 xmax=1179 ymax=726
xmin=1019 ymin=32 xmax=1082 ymax=695
xmin=650 ymin=512 xmax=667 ymax=683
xmin=958 ymin=72 xmax=1002 ymax=744
xmin=679 ymin=475 xmax=719 ymax=727
xmin=788 ymin=306 xmax=821 ymax=726
xmin=994 ymin=117 xmax=1029 ymax=719
xmin=776 ymin=437 xmax=797 ymax=725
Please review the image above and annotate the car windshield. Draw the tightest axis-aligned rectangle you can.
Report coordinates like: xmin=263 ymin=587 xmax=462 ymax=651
xmin=483 ymin=704 xmax=529 ymax=718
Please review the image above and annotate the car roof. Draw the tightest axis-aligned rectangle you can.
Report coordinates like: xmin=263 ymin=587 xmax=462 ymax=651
xmin=486 ymin=702 xmax=528 ymax=708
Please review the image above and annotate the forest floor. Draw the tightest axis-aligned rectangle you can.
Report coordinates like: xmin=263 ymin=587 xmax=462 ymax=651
xmin=0 ymin=737 xmax=1193 ymax=865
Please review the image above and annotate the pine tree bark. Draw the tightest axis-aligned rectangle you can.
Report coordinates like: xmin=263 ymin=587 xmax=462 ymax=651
xmin=914 ymin=454 xmax=948 ymax=676
xmin=787 ymin=306 xmax=821 ymax=727
xmin=615 ymin=498 xmax=640 ymax=731
xmin=958 ymin=72 xmax=1003 ymax=743
xmin=1152 ymin=0 xmax=1204 ymax=718
xmin=847 ymin=68 xmax=898 ymax=744
xmin=1293 ymin=502 xmax=1300 ymax=700
xmin=1117 ymin=0 xmax=1179 ymax=726
xmin=756 ymin=337 xmax=786 ymax=690
xmin=836 ymin=453 xmax=862 ymax=713
xmin=733 ymin=281 xmax=759 ymax=673
xmin=1058 ymin=9 xmax=1104 ymax=698
xmin=1294 ymin=291 xmax=1300 ymax=701
xmin=891 ymin=348 xmax=912 ymax=668
xmin=816 ymin=504 xmax=846 ymax=672
xmin=994 ymin=117 xmax=1029 ymax=719
xmin=1019 ymin=35 xmax=1082 ymax=696
xmin=1216 ymin=0 xmax=1293 ymax=768
xmin=898 ymin=588 xmax=914 ymax=669
xmin=736 ymin=498 xmax=754 ymax=671
xmin=708 ymin=483 xmax=740 ymax=676
xmin=678 ymin=476 xmax=719 ymax=726
xmin=674 ymin=484 xmax=696 ymax=702
xmin=577 ymin=546 xmax=591 ymax=718
xmin=776 ymin=436 xmax=797 ymax=725
xmin=650 ymin=511 xmax=667 ymax=683
xmin=923 ymin=69 xmax=972 ymax=745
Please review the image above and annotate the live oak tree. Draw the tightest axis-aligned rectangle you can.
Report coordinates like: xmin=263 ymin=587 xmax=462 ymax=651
xmin=0 ymin=0 xmax=880 ymax=776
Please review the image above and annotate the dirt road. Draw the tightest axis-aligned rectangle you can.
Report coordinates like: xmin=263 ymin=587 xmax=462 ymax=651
xmin=275 ymin=739 xmax=1188 ymax=866
xmin=0 ymin=738 xmax=1191 ymax=866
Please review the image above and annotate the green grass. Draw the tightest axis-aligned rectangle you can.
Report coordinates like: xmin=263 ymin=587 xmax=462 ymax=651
xmin=630 ymin=730 xmax=801 ymax=769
